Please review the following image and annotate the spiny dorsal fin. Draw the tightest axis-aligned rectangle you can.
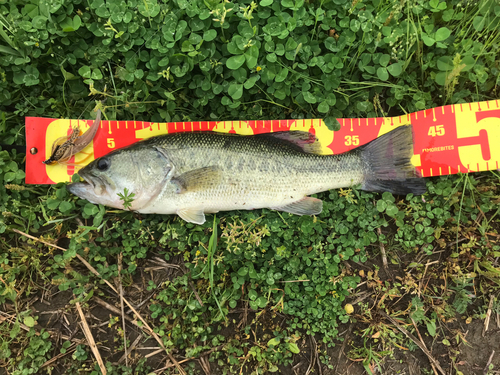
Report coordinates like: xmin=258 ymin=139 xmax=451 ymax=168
xmin=258 ymin=131 xmax=322 ymax=154
xmin=172 ymin=166 xmax=222 ymax=193
xmin=272 ymin=196 xmax=323 ymax=216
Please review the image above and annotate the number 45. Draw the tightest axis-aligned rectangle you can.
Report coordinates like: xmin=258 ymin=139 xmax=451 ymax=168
xmin=428 ymin=125 xmax=445 ymax=137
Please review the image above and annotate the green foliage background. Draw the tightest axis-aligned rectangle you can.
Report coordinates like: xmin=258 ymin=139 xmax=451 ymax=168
xmin=1 ymin=0 xmax=498 ymax=136
xmin=0 ymin=0 xmax=499 ymax=373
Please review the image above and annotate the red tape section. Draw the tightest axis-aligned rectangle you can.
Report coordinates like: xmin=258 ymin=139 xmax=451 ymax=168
xmin=25 ymin=100 xmax=500 ymax=184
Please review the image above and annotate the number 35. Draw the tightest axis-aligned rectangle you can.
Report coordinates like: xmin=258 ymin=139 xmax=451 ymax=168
xmin=345 ymin=135 xmax=359 ymax=146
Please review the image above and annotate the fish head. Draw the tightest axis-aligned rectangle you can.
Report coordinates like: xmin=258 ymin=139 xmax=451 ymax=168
xmin=67 ymin=145 xmax=172 ymax=210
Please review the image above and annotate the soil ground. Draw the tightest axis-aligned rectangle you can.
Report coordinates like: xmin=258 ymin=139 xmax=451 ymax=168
xmin=3 ymin=240 xmax=499 ymax=375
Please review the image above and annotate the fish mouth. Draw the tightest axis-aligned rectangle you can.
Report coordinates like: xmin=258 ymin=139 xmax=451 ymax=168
xmin=67 ymin=171 xmax=108 ymax=199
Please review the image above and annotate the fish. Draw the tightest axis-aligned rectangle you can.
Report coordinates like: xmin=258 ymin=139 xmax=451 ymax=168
xmin=67 ymin=125 xmax=426 ymax=225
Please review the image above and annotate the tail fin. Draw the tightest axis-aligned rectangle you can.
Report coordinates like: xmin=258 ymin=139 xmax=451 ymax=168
xmin=360 ymin=125 xmax=426 ymax=195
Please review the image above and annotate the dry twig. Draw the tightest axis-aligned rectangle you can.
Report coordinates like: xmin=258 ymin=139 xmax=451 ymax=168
xmin=94 ymin=297 xmax=134 ymax=324
xmin=76 ymin=301 xmax=106 ymax=375
xmin=188 ymin=280 xmax=204 ymax=307
xmin=199 ymin=355 xmax=211 ymax=375
xmin=410 ymin=317 xmax=439 ymax=375
xmin=118 ymin=335 xmax=143 ymax=364
xmin=117 ymin=253 xmax=128 ymax=366
xmin=377 ymin=226 xmax=388 ymax=270
xmin=153 ymin=345 xmax=224 ymax=373
xmin=305 ymin=336 xmax=315 ymax=375
xmin=334 ymin=326 xmax=352 ymax=374
xmin=482 ymin=295 xmax=495 ymax=337
xmin=312 ymin=335 xmax=322 ymax=375
xmin=145 ymin=348 xmax=164 ymax=359
xmin=379 ymin=310 xmax=446 ymax=375
xmin=483 ymin=350 xmax=495 ymax=375
xmin=41 ymin=344 xmax=77 ymax=369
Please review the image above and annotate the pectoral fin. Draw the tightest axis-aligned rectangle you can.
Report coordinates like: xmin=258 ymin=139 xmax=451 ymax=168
xmin=177 ymin=208 xmax=206 ymax=225
xmin=172 ymin=166 xmax=222 ymax=193
xmin=272 ymin=197 xmax=323 ymax=216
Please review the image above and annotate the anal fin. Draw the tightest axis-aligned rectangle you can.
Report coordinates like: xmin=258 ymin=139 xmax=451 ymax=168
xmin=177 ymin=208 xmax=206 ymax=225
xmin=272 ymin=197 xmax=323 ymax=216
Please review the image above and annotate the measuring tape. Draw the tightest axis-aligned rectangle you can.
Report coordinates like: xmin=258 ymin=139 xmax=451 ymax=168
xmin=25 ymin=99 xmax=500 ymax=185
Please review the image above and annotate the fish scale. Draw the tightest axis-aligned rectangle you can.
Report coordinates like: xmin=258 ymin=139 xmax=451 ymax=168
xmin=144 ymin=132 xmax=364 ymax=214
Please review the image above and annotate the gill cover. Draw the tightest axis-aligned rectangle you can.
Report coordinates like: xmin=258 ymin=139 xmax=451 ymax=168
xmin=68 ymin=145 xmax=173 ymax=210
xmin=127 ymin=146 xmax=174 ymax=210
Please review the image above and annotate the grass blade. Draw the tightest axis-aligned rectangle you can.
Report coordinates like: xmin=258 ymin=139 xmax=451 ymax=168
xmin=0 ymin=44 xmax=20 ymax=56
xmin=0 ymin=24 xmax=16 ymax=49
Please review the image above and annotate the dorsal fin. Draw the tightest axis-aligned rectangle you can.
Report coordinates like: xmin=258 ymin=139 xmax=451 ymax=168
xmin=258 ymin=131 xmax=322 ymax=154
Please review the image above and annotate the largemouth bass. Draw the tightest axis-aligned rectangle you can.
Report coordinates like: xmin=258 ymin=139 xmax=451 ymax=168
xmin=67 ymin=125 xmax=425 ymax=224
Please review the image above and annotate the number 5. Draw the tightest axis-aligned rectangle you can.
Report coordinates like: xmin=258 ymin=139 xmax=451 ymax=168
xmin=107 ymin=138 xmax=115 ymax=148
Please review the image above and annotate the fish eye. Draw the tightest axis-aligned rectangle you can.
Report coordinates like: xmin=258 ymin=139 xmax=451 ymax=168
xmin=96 ymin=158 xmax=110 ymax=171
